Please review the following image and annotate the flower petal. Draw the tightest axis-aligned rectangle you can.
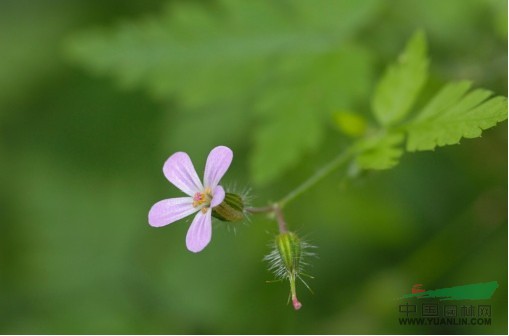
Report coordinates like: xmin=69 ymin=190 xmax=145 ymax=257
xmin=163 ymin=152 xmax=203 ymax=196
xmin=148 ymin=197 xmax=197 ymax=227
xmin=186 ymin=210 xmax=212 ymax=253
xmin=203 ymin=146 xmax=233 ymax=189
xmin=210 ymin=185 xmax=225 ymax=208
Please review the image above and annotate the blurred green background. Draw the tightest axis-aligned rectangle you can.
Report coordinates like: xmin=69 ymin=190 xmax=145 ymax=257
xmin=0 ymin=0 xmax=507 ymax=334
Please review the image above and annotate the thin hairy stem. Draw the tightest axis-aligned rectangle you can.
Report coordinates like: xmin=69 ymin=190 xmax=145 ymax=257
xmin=245 ymin=206 xmax=274 ymax=214
xmin=246 ymin=147 xmax=353 ymax=232
xmin=278 ymin=148 xmax=353 ymax=208
xmin=273 ymin=204 xmax=288 ymax=233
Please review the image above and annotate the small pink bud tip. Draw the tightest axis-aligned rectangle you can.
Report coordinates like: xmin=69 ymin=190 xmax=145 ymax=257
xmin=292 ymin=296 xmax=302 ymax=310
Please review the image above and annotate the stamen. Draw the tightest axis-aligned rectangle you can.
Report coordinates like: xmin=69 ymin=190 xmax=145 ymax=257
xmin=193 ymin=192 xmax=204 ymax=207
xmin=193 ymin=189 xmax=213 ymax=208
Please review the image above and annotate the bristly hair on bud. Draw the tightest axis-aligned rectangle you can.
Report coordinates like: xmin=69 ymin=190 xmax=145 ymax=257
xmin=211 ymin=185 xmax=252 ymax=223
xmin=264 ymin=231 xmax=316 ymax=310
xmin=210 ymin=185 xmax=253 ymax=236
xmin=212 ymin=192 xmax=244 ymax=221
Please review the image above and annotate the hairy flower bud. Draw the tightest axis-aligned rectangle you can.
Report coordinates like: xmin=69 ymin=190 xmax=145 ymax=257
xmin=212 ymin=192 xmax=244 ymax=222
xmin=276 ymin=232 xmax=301 ymax=276
xmin=265 ymin=231 xmax=315 ymax=310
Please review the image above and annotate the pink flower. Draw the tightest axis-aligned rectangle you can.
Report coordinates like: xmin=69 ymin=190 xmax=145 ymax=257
xmin=148 ymin=146 xmax=233 ymax=253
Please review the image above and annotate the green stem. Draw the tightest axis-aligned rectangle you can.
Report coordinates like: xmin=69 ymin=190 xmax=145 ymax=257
xmin=245 ymin=205 xmax=274 ymax=213
xmin=246 ymin=147 xmax=354 ymax=232
xmin=273 ymin=204 xmax=288 ymax=233
xmin=278 ymin=148 xmax=353 ymax=208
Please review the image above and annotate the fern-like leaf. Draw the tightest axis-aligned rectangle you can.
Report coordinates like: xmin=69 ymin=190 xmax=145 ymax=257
xmin=371 ymin=30 xmax=428 ymax=126
xmin=406 ymin=81 xmax=508 ymax=151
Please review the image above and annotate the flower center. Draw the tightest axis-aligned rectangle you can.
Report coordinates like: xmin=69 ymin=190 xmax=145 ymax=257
xmin=193 ymin=187 xmax=212 ymax=213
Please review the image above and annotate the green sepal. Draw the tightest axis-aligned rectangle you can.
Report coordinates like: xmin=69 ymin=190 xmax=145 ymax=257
xmin=212 ymin=192 xmax=244 ymax=222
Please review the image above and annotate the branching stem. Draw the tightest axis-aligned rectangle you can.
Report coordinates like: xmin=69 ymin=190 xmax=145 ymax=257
xmin=273 ymin=204 xmax=288 ymax=233
xmin=246 ymin=203 xmax=287 ymax=233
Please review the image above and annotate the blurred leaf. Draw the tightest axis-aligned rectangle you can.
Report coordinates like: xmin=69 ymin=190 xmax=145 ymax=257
xmin=405 ymin=81 xmax=508 ymax=151
xmin=65 ymin=0 xmax=379 ymax=107
xmin=371 ymin=30 xmax=428 ymax=126
xmin=251 ymin=105 xmax=322 ymax=186
xmin=490 ymin=0 xmax=508 ymax=40
xmin=252 ymin=47 xmax=373 ymax=185
xmin=163 ymin=102 xmax=249 ymax=155
xmin=355 ymin=131 xmax=404 ymax=170
xmin=333 ymin=110 xmax=368 ymax=137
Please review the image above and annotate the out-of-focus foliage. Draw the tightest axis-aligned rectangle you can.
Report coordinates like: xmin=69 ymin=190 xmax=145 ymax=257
xmin=0 ymin=0 xmax=507 ymax=334
xmin=64 ymin=1 xmax=507 ymax=186
xmin=65 ymin=0 xmax=378 ymax=185
xmin=355 ymin=132 xmax=404 ymax=170
xmin=372 ymin=31 xmax=428 ymax=127
xmin=333 ymin=110 xmax=368 ymax=138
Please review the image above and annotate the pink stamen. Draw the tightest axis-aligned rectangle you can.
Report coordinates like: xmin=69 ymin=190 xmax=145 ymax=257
xmin=193 ymin=192 xmax=203 ymax=202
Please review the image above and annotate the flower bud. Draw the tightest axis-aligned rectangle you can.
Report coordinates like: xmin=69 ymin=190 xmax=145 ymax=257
xmin=212 ymin=192 xmax=244 ymax=222
xmin=265 ymin=231 xmax=314 ymax=310
xmin=275 ymin=232 xmax=302 ymax=276
xmin=276 ymin=232 xmax=302 ymax=310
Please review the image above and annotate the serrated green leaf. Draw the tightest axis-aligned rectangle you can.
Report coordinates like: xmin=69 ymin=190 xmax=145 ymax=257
xmin=405 ymin=81 xmax=508 ymax=151
xmin=372 ymin=31 xmax=428 ymax=126
xmin=355 ymin=132 xmax=405 ymax=170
